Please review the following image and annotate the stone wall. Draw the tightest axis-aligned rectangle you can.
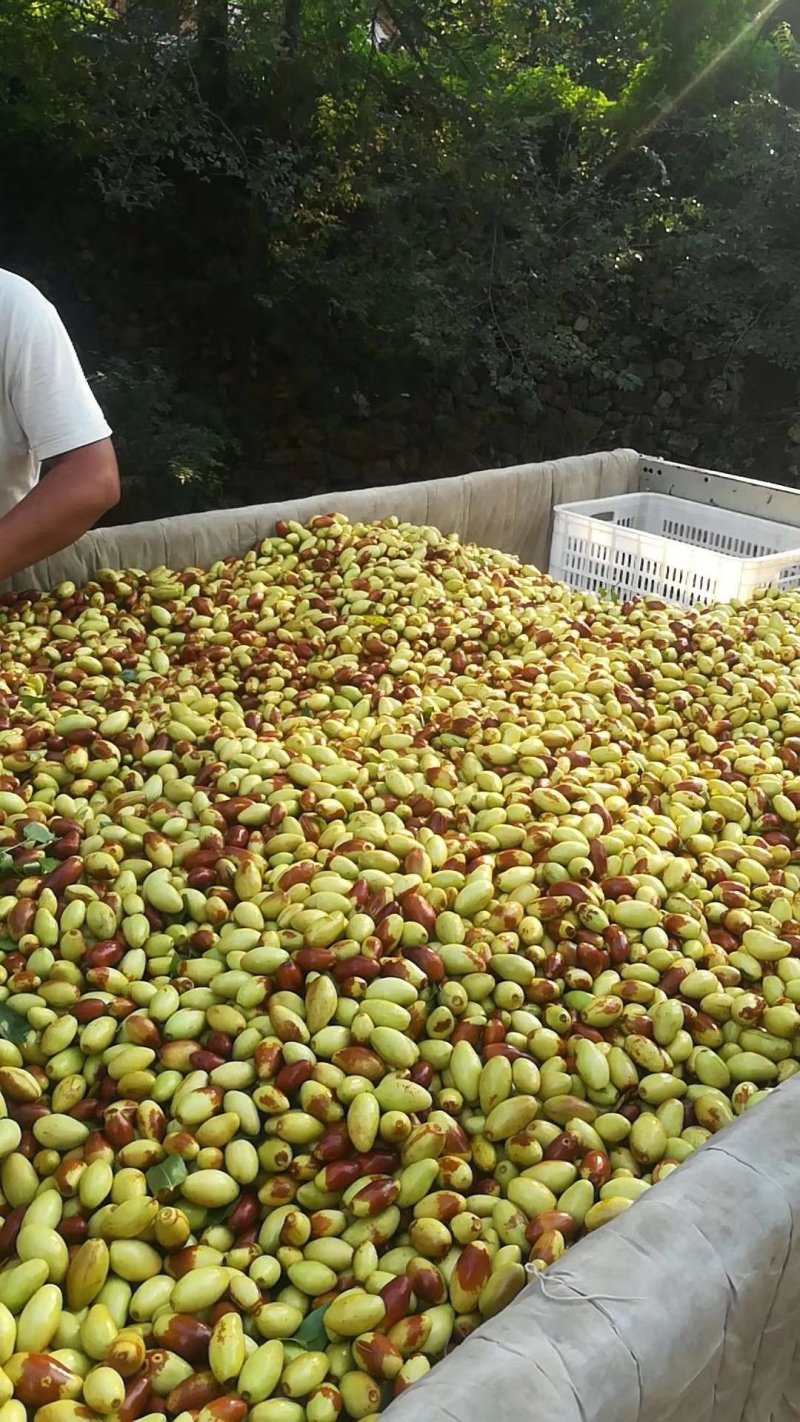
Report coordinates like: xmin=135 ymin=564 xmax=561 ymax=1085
xmin=239 ymin=351 xmax=800 ymax=504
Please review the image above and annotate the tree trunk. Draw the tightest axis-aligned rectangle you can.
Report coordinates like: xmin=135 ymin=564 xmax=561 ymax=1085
xmin=282 ymin=0 xmax=302 ymax=55
xmin=196 ymin=0 xmax=229 ymax=110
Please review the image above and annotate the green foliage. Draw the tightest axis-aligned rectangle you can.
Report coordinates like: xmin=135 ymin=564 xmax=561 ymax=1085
xmin=0 ymin=0 xmax=798 ymax=506
xmin=90 ymin=357 xmax=234 ymax=520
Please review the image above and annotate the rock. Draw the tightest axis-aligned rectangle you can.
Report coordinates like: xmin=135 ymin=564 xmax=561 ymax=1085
xmin=619 ymin=388 xmax=652 ymax=414
xmin=565 ymin=409 xmax=604 ymax=446
xmin=293 ymin=447 xmax=324 ymax=473
xmin=788 ymin=423 xmax=800 ymax=445
xmin=263 ymin=447 xmax=300 ymax=466
xmin=655 ymin=390 xmax=674 ymax=411
xmin=324 ymin=455 xmax=362 ymax=482
xmin=667 ymin=431 xmax=700 ymax=459
xmin=369 ymin=459 xmax=395 ymax=480
xmin=331 ymin=422 xmax=408 ymax=460
xmin=656 ymin=358 xmax=686 ymax=381
xmin=704 ymin=378 xmax=730 ymax=406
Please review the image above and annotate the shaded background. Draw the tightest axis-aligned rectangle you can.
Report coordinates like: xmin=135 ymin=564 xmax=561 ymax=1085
xmin=2 ymin=0 xmax=800 ymax=523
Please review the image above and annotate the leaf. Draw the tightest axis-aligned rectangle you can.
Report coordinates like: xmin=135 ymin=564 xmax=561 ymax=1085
xmin=0 ymin=1004 xmax=31 ymax=1046
xmin=617 ymin=369 xmax=644 ymax=392
xmin=0 ymin=937 xmax=16 ymax=952
xmin=38 ymin=858 xmax=61 ymax=875
xmin=121 ymin=670 xmax=139 ymax=683
xmin=24 ymin=823 xmax=56 ymax=846
xmin=421 ymin=983 xmax=438 ymax=1009
xmin=204 ymin=1201 xmax=236 ymax=1228
xmin=146 ymin=1155 xmax=188 ymax=1196
xmin=0 ymin=854 xmax=15 ymax=878
xmin=19 ymin=694 xmax=44 ymax=710
xmin=286 ymin=1303 xmax=330 ymax=1352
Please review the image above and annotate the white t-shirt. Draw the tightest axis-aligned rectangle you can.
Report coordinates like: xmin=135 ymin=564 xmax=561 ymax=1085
xmin=0 ymin=268 xmax=111 ymax=517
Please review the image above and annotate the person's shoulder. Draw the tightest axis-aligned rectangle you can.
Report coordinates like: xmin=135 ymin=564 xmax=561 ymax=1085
xmin=0 ymin=267 xmax=54 ymax=318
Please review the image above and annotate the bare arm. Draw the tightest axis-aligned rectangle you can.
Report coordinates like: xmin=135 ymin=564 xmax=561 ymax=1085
xmin=0 ymin=437 xmax=120 ymax=583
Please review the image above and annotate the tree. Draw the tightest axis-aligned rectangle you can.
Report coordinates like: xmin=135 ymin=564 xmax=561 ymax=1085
xmin=0 ymin=0 xmax=798 ymax=516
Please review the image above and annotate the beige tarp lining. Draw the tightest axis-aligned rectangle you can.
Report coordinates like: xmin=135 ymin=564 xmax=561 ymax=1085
xmin=385 ymin=1081 xmax=800 ymax=1422
xmin=0 ymin=449 xmax=639 ymax=592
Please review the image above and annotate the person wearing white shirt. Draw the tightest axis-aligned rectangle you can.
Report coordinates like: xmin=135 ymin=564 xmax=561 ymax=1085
xmin=0 ymin=268 xmax=120 ymax=581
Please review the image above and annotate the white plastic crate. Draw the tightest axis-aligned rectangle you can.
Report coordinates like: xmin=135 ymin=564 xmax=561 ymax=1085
xmin=549 ymin=490 xmax=800 ymax=607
